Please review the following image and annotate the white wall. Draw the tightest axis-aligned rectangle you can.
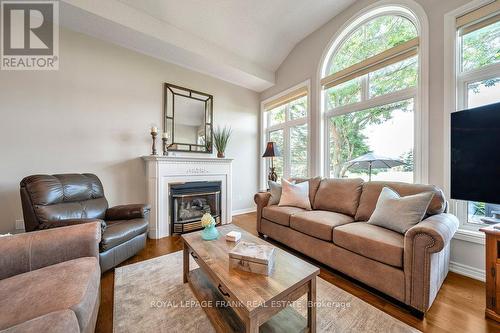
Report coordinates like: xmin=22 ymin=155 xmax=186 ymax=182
xmin=0 ymin=28 xmax=260 ymax=234
xmin=260 ymin=0 xmax=485 ymax=278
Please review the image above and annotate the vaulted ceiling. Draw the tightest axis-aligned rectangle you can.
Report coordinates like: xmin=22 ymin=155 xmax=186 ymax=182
xmin=60 ymin=0 xmax=356 ymax=91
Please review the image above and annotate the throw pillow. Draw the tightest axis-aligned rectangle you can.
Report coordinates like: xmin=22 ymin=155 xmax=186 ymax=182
xmin=279 ymin=179 xmax=312 ymax=210
xmin=367 ymin=187 xmax=434 ymax=234
xmin=268 ymin=180 xmax=283 ymax=206
xmin=268 ymin=180 xmax=297 ymax=206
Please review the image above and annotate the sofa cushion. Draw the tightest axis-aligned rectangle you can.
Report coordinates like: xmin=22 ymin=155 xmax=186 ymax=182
xmin=262 ymin=206 xmax=305 ymax=227
xmin=290 ymin=210 xmax=354 ymax=241
xmin=0 ymin=310 xmax=80 ymax=333
xmin=313 ymin=178 xmax=364 ymax=216
xmin=333 ymin=222 xmax=404 ymax=267
xmin=0 ymin=257 xmax=100 ymax=331
xmin=34 ymin=198 xmax=108 ymax=223
xmin=355 ymin=181 xmax=446 ymax=222
xmin=101 ymin=218 xmax=148 ymax=251
xmin=21 ymin=173 xmax=107 ymax=206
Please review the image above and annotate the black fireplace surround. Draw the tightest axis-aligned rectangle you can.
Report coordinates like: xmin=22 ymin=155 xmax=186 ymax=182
xmin=170 ymin=181 xmax=221 ymax=234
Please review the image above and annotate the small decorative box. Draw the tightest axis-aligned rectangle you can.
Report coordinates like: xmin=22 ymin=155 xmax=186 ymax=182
xmin=226 ymin=231 xmax=241 ymax=242
xmin=228 ymin=242 xmax=275 ymax=275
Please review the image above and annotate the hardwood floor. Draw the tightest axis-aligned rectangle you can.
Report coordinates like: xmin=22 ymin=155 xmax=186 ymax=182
xmin=96 ymin=213 xmax=500 ymax=333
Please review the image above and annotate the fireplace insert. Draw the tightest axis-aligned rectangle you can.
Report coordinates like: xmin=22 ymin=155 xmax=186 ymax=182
xmin=170 ymin=181 xmax=221 ymax=234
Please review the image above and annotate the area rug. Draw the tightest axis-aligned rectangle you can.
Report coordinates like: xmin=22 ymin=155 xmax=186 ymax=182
xmin=114 ymin=251 xmax=420 ymax=333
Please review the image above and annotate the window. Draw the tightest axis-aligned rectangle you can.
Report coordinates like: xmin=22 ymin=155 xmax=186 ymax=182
xmin=454 ymin=2 xmax=500 ymax=227
xmin=327 ymin=15 xmax=418 ymax=75
xmin=328 ymin=99 xmax=414 ymax=182
xmin=321 ymin=13 xmax=420 ymax=182
xmin=263 ymin=86 xmax=309 ymax=182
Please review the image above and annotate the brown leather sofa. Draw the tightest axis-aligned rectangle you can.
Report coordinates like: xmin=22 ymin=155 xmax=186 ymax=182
xmin=20 ymin=173 xmax=150 ymax=272
xmin=255 ymin=178 xmax=459 ymax=313
xmin=0 ymin=222 xmax=101 ymax=333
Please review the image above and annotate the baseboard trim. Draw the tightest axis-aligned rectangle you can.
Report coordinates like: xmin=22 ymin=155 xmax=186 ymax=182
xmin=232 ymin=207 xmax=256 ymax=216
xmin=449 ymin=261 xmax=485 ymax=281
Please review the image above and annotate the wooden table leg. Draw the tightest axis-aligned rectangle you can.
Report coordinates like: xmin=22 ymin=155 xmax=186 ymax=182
xmin=183 ymin=241 xmax=189 ymax=283
xmin=245 ymin=316 xmax=259 ymax=333
xmin=307 ymin=278 xmax=317 ymax=333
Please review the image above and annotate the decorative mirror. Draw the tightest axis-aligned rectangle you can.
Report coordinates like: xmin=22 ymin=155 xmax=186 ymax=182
xmin=163 ymin=83 xmax=213 ymax=153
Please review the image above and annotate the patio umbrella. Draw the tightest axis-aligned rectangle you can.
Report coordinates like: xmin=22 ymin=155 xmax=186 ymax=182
xmin=345 ymin=152 xmax=406 ymax=181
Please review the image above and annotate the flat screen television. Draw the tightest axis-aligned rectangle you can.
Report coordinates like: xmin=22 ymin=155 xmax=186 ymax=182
xmin=451 ymin=101 xmax=500 ymax=205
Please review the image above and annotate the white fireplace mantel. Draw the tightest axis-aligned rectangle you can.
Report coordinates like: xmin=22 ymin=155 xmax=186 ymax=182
xmin=142 ymin=155 xmax=233 ymax=239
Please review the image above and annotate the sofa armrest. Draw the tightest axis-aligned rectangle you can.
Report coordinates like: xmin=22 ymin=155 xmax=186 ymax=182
xmin=403 ymin=213 xmax=459 ymax=311
xmin=254 ymin=192 xmax=271 ymax=207
xmin=105 ymin=204 xmax=151 ymax=221
xmin=405 ymin=213 xmax=459 ymax=254
xmin=39 ymin=218 xmax=107 ymax=233
xmin=254 ymin=192 xmax=271 ymax=233
xmin=0 ymin=222 xmax=101 ymax=280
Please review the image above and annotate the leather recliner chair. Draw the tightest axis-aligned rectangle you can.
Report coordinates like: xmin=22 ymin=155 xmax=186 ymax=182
xmin=20 ymin=173 xmax=150 ymax=272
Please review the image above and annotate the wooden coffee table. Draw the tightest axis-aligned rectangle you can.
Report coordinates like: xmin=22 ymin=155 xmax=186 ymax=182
xmin=182 ymin=224 xmax=319 ymax=333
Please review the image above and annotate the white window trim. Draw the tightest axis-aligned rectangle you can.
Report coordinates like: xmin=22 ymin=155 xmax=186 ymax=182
xmin=260 ymin=80 xmax=311 ymax=190
xmin=317 ymin=0 xmax=429 ymax=183
xmin=443 ymin=0 xmax=497 ymax=241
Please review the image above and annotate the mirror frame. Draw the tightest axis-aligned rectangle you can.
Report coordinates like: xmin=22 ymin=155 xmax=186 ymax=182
xmin=163 ymin=83 xmax=213 ymax=153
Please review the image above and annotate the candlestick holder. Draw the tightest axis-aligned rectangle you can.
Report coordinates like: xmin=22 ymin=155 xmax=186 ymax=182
xmin=150 ymin=131 xmax=158 ymax=155
xmin=162 ymin=137 xmax=169 ymax=156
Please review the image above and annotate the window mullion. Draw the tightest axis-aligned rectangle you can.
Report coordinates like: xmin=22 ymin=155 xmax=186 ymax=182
xmin=266 ymin=123 xmax=286 ymax=132
xmin=361 ymin=75 xmax=370 ymax=101
xmin=455 ymin=36 xmax=469 ymax=226
xmin=325 ymin=87 xmax=417 ymax=117
xmin=457 ymin=32 xmax=463 ymax=77
xmin=284 ymin=125 xmax=291 ymax=179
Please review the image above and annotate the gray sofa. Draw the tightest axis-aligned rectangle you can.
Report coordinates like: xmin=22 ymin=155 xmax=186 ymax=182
xmin=255 ymin=178 xmax=459 ymax=313
xmin=0 ymin=222 xmax=101 ymax=333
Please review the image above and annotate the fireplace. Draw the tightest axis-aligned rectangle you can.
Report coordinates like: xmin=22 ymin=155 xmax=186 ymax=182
xmin=143 ymin=156 xmax=232 ymax=238
xmin=170 ymin=181 xmax=222 ymax=234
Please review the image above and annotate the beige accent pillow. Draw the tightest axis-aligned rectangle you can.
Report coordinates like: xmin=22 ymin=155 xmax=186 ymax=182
xmin=289 ymin=177 xmax=322 ymax=204
xmin=267 ymin=180 xmax=294 ymax=206
xmin=278 ymin=179 xmax=311 ymax=210
xmin=367 ymin=187 xmax=434 ymax=234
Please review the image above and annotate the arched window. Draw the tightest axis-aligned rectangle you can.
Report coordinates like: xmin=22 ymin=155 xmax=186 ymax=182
xmin=327 ymin=15 xmax=418 ymax=75
xmin=321 ymin=9 xmax=424 ymax=183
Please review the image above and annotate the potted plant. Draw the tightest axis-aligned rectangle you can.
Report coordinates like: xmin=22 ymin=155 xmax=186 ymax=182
xmin=213 ymin=126 xmax=232 ymax=158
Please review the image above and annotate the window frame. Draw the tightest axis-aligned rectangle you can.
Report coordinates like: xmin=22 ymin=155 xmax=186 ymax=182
xmin=444 ymin=0 xmax=499 ymax=242
xmin=452 ymin=5 xmax=500 ymax=232
xmin=260 ymin=81 xmax=311 ymax=189
xmin=320 ymin=9 xmax=426 ymax=183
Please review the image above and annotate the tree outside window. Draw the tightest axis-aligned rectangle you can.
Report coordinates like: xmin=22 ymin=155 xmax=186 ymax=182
xmin=324 ymin=15 xmax=418 ymax=182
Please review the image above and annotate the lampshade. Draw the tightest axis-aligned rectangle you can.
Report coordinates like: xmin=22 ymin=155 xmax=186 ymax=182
xmin=262 ymin=141 xmax=281 ymax=158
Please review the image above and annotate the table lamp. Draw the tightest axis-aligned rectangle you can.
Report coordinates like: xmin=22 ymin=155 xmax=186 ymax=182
xmin=262 ymin=141 xmax=280 ymax=182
